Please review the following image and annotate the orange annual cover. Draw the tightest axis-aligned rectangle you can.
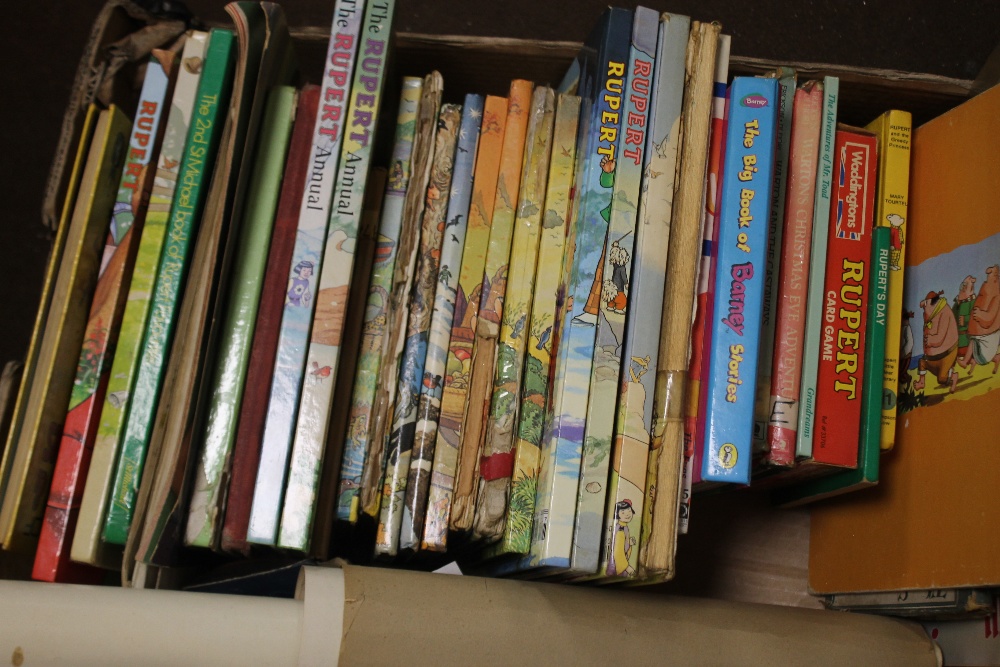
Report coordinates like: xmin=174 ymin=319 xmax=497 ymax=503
xmin=809 ymin=83 xmax=1000 ymax=594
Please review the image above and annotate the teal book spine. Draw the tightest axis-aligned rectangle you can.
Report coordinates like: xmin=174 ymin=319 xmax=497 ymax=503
xmin=795 ymin=76 xmax=839 ymax=459
xmin=773 ymin=226 xmax=889 ymax=507
xmin=103 ymin=29 xmax=236 ymax=545
xmin=246 ymin=0 xmax=365 ymax=546
xmin=336 ymin=76 xmax=423 ymax=524
xmin=277 ymin=0 xmax=397 ymax=552
xmin=184 ymin=85 xmax=297 ymax=547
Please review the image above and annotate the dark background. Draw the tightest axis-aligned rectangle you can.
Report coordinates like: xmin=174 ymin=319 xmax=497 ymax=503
xmin=2 ymin=0 xmax=998 ymax=367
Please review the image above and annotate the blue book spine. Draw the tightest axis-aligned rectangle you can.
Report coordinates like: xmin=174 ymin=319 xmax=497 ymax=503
xmin=701 ymin=77 xmax=779 ymax=484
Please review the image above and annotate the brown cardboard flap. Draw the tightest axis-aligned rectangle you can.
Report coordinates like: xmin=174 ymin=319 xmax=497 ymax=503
xmin=338 ymin=564 xmax=940 ymax=667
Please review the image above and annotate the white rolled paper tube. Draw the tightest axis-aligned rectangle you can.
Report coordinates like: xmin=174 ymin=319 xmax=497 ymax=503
xmin=0 ymin=580 xmax=303 ymax=666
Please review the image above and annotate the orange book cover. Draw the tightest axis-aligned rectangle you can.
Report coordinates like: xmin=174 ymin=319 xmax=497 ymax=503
xmin=809 ymin=83 xmax=1000 ymax=594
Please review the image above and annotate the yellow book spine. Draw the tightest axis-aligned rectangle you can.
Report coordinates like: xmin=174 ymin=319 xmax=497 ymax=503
xmin=866 ymin=110 xmax=912 ymax=451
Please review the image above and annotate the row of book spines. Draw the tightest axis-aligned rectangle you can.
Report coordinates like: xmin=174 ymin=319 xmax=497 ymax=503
xmin=30 ymin=35 xmax=208 ymax=580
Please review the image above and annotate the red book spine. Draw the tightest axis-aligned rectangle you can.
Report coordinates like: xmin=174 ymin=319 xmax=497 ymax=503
xmin=221 ymin=85 xmax=320 ymax=553
xmin=765 ymin=84 xmax=823 ymax=466
xmin=812 ymin=128 xmax=877 ymax=467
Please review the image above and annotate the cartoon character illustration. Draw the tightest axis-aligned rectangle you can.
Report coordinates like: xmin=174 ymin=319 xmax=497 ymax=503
xmin=510 ymin=313 xmax=526 ymax=340
xmin=536 ymin=325 xmax=552 ymax=351
xmin=310 ymin=361 xmax=332 ymax=383
xmin=606 ymin=498 xmax=636 ymax=577
xmin=575 ymin=157 xmax=618 ymax=326
xmin=887 ymin=213 xmax=905 ymax=271
xmin=387 ymin=159 xmax=405 ymax=191
xmin=287 ymin=260 xmax=314 ymax=307
xmin=914 ymin=290 xmax=959 ymax=393
xmin=899 ymin=310 xmax=914 ymax=394
xmin=953 ymin=275 xmax=976 ymax=359
xmin=438 ymin=264 xmax=452 ymax=287
xmin=961 ymin=264 xmax=1000 ymax=374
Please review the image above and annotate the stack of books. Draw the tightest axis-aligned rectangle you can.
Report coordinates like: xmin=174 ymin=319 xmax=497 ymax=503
xmin=0 ymin=0 xmax=996 ymax=599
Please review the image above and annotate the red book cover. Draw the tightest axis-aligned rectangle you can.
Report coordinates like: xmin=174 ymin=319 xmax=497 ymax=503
xmin=764 ymin=83 xmax=823 ymax=466
xmin=221 ymin=85 xmax=320 ymax=553
xmin=812 ymin=127 xmax=877 ymax=467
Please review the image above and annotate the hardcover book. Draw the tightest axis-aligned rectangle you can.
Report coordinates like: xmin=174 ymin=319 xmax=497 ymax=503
xmin=599 ymin=10 xmax=687 ymax=580
xmin=773 ymin=226 xmax=889 ymax=507
xmin=101 ymin=29 xmax=236 ymax=546
xmin=337 ymin=77 xmax=423 ymax=525
xmin=246 ymin=0 xmax=364 ymax=545
xmin=752 ymin=67 xmax=796 ymax=453
xmin=700 ymin=76 xmax=779 ymax=485
xmin=421 ymin=94 xmax=505 ymax=550
xmin=450 ymin=78 xmax=533 ymax=534
xmin=358 ymin=72 xmax=442 ymax=521
xmin=763 ymin=81 xmax=823 ymax=467
xmin=72 ymin=33 xmax=210 ymax=568
xmin=568 ymin=5 xmax=657 ymax=575
xmin=810 ymin=83 xmax=1000 ymax=595
xmin=0 ymin=106 xmax=130 ymax=558
xmin=34 ymin=47 xmax=179 ymax=581
xmin=375 ymin=102 xmax=460 ymax=557
xmin=221 ymin=83 xmax=321 ymax=553
xmin=279 ymin=0 xmax=397 ymax=552
xmin=185 ymin=84 xmax=297 ymax=548
xmin=528 ymin=7 xmax=632 ymax=572
xmin=810 ymin=126 xmax=877 ymax=468
xmin=473 ymin=85 xmax=555 ymax=545
xmin=676 ymin=32 xmax=729 ymax=532
xmin=866 ymin=110 xmax=912 ymax=452
xmin=795 ymin=76 xmax=839 ymax=459
xmin=638 ymin=22 xmax=720 ymax=578
xmin=400 ymin=94 xmax=483 ymax=552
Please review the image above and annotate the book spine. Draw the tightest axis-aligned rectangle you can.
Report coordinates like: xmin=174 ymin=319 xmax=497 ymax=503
xmin=399 ymin=95 xmax=483 ymax=551
xmin=103 ymin=29 xmax=236 ymax=545
xmin=420 ymin=94 xmax=505 ymax=550
xmin=700 ymin=76 xmax=779 ymax=484
xmin=0 ymin=102 xmax=99 ymax=520
xmin=677 ymin=32 xmax=729 ymax=530
xmin=374 ymin=103 xmax=461 ymax=557
xmin=771 ymin=226 xmax=889 ymax=508
xmin=472 ymin=86 xmax=555 ymax=546
xmin=246 ymin=4 xmax=364 ymax=545
xmin=72 ymin=36 xmax=208 ymax=567
xmin=278 ymin=0 xmax=396 ymax=552
xmin=866 ymin=110 xmax=912 ymax=451
xmin=599 ymin=10 xmax=685 ymax=580
xmin=753 ymin=68 xmax=796 ymax=453
xmin=450 ymin=79 xmax=534 ymax=534
xmin=221 ymin=84 xmax=321 ymax=553
xmin=529 ymin=7 xmax=633 ymax=570
xmin=33 ymin=50 xmax=177 ymax=580
xmin=764 ymin=82 xmax=823 ymax=467
xmin=795 ymin=76 xmax=839 ymax=459
xmin=811 ymin=129 xmax=876 ymax=468
xmin=185 ymin=85 xmax=297 ymax=548
xmin=357 ymin=73 xmax=442 ymax=521
xmin=0 ymin=107 xmax=130 ymax=552
xmin=490 ymin=93 xmax=579 ymax=556
xmin=569 ymin=5 xmax=658 ymax=575
xmin=336 ymin=78 xmax=423 ymax=525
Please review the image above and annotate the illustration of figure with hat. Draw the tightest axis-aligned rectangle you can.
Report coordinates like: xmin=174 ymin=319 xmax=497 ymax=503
xmin=606 ymin=498 xmax=637 ymax=577
xmin=914 ymin=290 xmax=959 ymax=393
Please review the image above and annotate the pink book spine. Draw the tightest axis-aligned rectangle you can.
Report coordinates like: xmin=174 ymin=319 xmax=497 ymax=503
xmin=764 ymin=83 xmax=823 ymax=466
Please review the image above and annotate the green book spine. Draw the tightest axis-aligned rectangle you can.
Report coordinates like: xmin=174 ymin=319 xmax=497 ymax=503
xmin=103 ymin=29 xmax=236 ymax=545
xmin=773 ymin=226 xmax=889 ymax=507
xmin=795 ymin=76 xmax=839 ymax=459
xmin=184 ymin=85 xmax=297 ymax=548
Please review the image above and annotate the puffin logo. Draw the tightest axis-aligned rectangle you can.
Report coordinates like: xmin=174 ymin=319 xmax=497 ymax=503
xmin=741 ymin=94 xmax=768 ymax=108
xmin=718 ymin=443 xmax=738 ymax=469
